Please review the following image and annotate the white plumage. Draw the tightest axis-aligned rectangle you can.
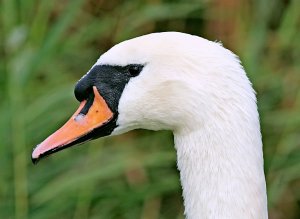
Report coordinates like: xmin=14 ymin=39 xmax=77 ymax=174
xmin=96 ymin=32 xmax=268 ymax=219
xmin=32 ymin=32 xmax=268 ymax=219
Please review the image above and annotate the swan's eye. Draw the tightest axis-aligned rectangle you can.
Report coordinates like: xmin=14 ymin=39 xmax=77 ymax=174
xmin=128 ymin=64 xmax=143 ymax=77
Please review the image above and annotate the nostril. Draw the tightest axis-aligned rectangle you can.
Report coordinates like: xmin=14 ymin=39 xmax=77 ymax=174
xmin=79 ymin=93 xmax=95 ymax=115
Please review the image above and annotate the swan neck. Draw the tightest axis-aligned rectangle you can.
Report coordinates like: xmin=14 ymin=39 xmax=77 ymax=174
xmin=174 ymin=122 xmax=268 ymax=219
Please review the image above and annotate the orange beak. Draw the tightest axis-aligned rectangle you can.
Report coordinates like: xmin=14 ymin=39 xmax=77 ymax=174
xmin=32 ymin=86 xmax=114 ymax=163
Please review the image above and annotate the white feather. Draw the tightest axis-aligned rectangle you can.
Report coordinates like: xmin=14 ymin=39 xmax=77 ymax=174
xmin=94 ymin=32 xmax=268 ymax=219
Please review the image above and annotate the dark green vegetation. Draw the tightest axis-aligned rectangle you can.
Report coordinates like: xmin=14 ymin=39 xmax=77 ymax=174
xmin=0 ymin=0 xmax=299 ymax=218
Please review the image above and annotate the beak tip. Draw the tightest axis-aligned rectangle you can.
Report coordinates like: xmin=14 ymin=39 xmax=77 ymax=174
xmin=31 ymin=156 xmax=39 ymax=165
xmin=31 ymin=146 xmax=41 ymax=164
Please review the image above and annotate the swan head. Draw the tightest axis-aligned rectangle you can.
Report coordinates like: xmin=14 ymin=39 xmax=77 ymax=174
xmin=32 ymin=32 xmax=253 ymax=163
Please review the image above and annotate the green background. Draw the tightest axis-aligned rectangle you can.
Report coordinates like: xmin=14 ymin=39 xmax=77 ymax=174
xmin=0 ymin=0 xmax=299 ymax=218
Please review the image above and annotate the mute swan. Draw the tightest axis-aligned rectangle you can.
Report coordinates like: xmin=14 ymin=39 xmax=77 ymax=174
xmin=32 ymin=32 xmax=268 ymax=219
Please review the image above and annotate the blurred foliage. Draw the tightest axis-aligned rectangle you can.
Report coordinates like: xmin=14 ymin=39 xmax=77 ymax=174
xmin=0 ymin=0 xmax=299 ymax=218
